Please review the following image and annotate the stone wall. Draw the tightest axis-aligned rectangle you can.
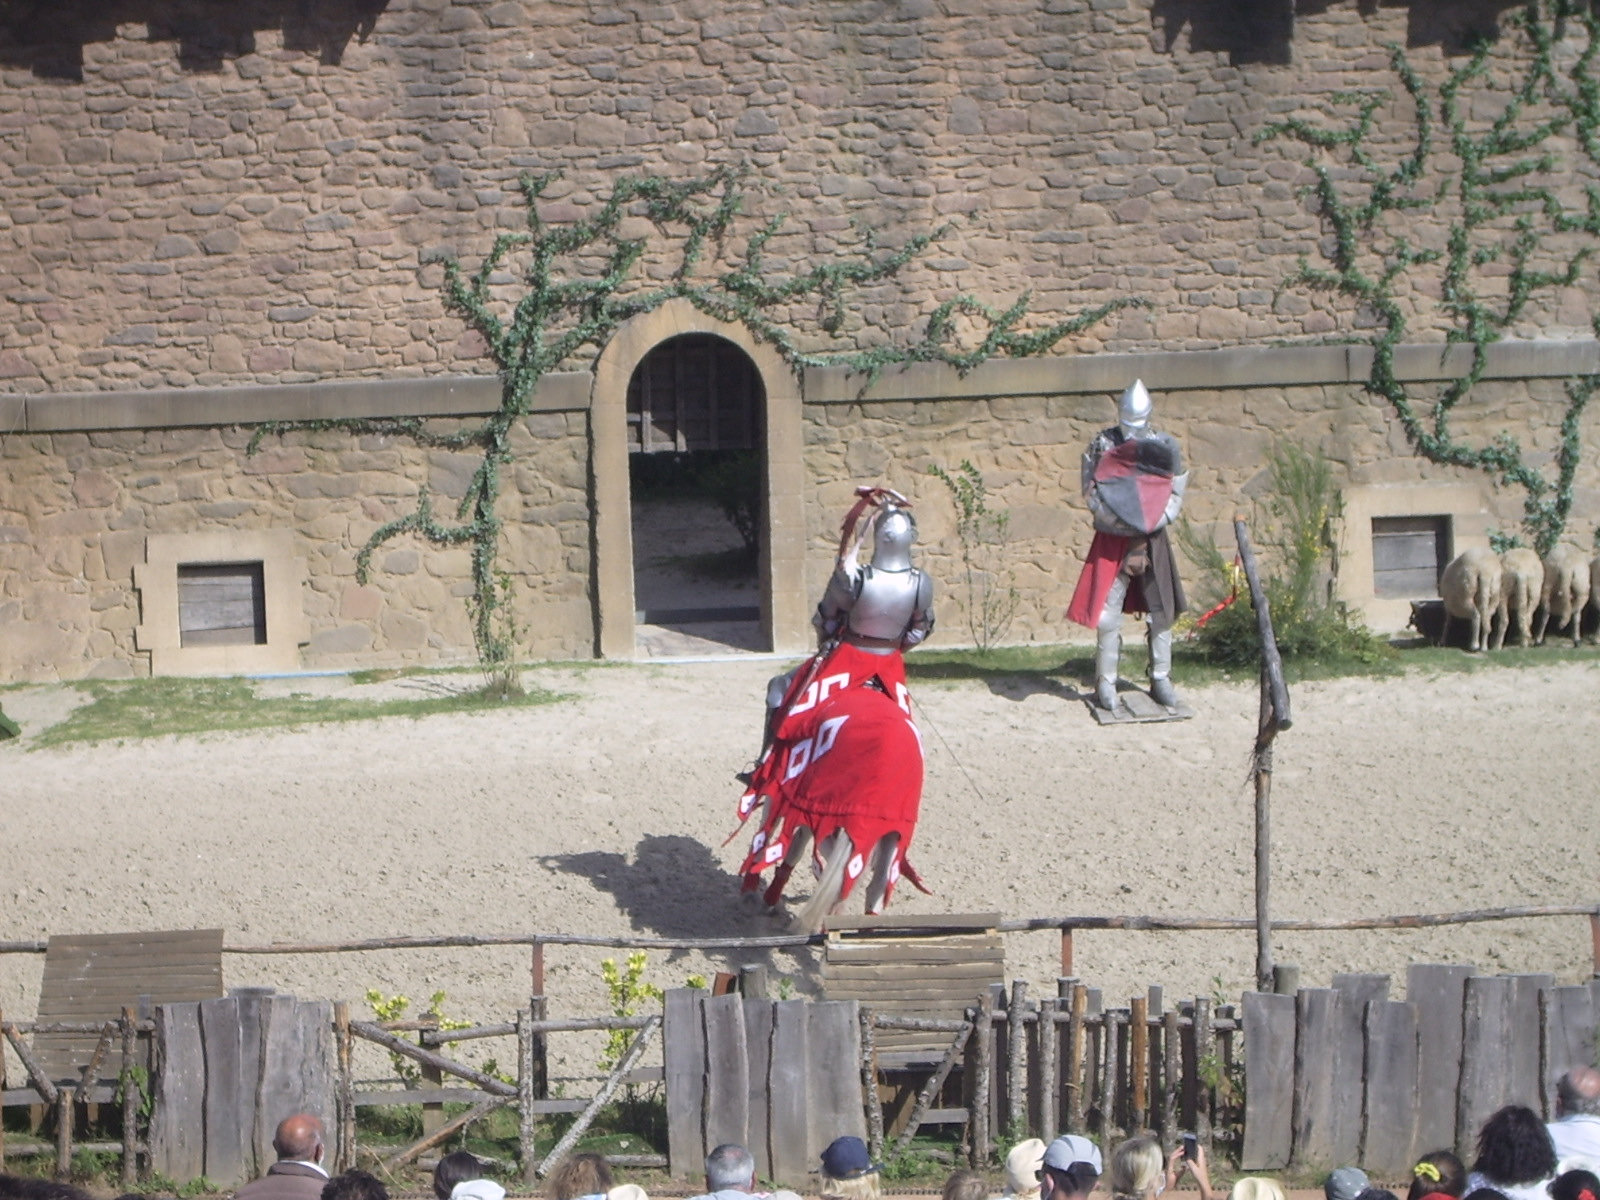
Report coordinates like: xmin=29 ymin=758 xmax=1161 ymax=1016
xmin=0 ymin=411 xmax=593 ymax=680
xmin=0 ymin=0 xmax=1595 ymax=396
xmin=6 ymin=339 xmax=1598 ymax=683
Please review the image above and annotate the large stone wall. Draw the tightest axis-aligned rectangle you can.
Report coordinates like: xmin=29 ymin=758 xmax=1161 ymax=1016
xmin=0 ymin=411 xmax=593 ymax=679
xmin=0 ymin=0 xmax=1594 ymax=395
xmin=6 ymin=340 xmax=1598 ymax=683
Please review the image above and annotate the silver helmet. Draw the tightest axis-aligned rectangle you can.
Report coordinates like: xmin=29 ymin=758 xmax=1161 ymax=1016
xmin=1118 ymin=378 xmax=1153 ymax=436
xmin=872 ymin=504 xmax=917 ymax=572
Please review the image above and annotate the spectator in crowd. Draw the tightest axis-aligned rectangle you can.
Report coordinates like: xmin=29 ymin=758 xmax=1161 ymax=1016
xmin=1408 ymin=1151 xmax=1468 ymax=1200
xmin=1470 ymin=1105 xmax=1559 ymax=1200
xmin=1108 ymin=1135 xmax=1166 ymax=1200
xmin=1552 ymin=1169 xmax=1600 ymax=1200
xmin=1326 ymin=1169 xmax=1371 ymax=1200
xmin=548 ymin=1154 xmax=614 ymax=1200
xmin=1039 ymin=1135 xmax=1102 ymax=1200
xmin=689 ymin=1144 xmax=759 ymax=1200
xmin=321 ymin=1172 xmax=387 ymax=1200
xmin=1354 ymin=1189 xmax=1401 ymax=1200
xmin=943 ymin=1171 xmax=988 ymax=1200
xmin=819 ymin=1137 xmax=882 ymax=1200
xmin=0 ymin=1177 xmax=94 ymax=1200
xmin=1462 ymin=1189 xmax=1509 ymax=1200
xmin=236 ymin=1114 xmax=329 ymax=1200
xmin=432 ymin=1152 xmax=504 ymax=1200
xmin=1229 ymin=1180 xmax=1287 ymax=1200
xmin=1551 ymin=1068 xmax=1600 ymax=1172
xmin=1172 ymin=1139 xmax=1216 ymax=1200
xmin=1001 ymin=1139 xmax=1047 ymax=1200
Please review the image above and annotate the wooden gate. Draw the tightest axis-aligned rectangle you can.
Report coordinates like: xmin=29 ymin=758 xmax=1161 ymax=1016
xmin=150 ymin=988 xmax=333 ymax=1187
xmin=663 ymin=988 xmax=865 ymax=1186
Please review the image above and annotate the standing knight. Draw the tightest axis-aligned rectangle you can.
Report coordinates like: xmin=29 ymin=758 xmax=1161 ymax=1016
xmin=1067 ymin=380 xmax=1189 ymax=711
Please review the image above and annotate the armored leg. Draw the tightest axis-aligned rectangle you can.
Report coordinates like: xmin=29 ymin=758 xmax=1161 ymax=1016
xmin=1093 ymin=573 xmax=1130 ymax=710
xmin=1147 ymin=616 xmax=1177 ymax=707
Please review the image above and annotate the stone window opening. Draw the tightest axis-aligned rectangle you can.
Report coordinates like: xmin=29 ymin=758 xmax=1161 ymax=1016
xmin=135 ymin=530 xmax=308 ymax=676
xmin=1371 ymin=514 xmax=1452 ymax=598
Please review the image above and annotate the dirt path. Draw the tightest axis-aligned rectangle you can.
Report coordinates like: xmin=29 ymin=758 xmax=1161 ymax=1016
xmin=3 ymin=656 xmax=1598 ymax=1083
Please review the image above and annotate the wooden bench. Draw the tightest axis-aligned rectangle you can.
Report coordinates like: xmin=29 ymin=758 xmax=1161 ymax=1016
xmin=32 ymin=929 xmax=225 ymax=1085
xmin=822 ymin=912 xmax=1003 ymax=1133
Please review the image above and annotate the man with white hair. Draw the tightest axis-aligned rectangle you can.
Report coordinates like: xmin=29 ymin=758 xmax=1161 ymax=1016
xmin=688 ymin=1144 xmax=759 ymax=1200
xmin=1549 ymin=1065 xmax=1600 ymax=1171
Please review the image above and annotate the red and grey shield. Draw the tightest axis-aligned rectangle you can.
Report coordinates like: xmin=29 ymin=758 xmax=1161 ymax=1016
xmin=1091 ymin=437 xmax=1178 ymax=535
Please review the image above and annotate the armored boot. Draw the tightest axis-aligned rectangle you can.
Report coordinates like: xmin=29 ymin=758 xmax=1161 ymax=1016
xmin=1147 ymin=625 xmax=1178 ymax=708
xmin=1095 ymin=626 xmax=1121 ymax=711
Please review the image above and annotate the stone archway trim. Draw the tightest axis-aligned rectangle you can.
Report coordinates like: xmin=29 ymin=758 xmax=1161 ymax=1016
xmin=589 ymin=298 xmax=809 ymax=658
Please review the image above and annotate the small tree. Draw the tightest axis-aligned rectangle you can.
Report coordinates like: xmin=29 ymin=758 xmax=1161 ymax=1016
xmin=928 ymin=460 xmax=1019 ymax=652
xmin=251 ymin=165 xmax=1142 ymax=660
xmin=1257 ymin=0 xmax=1600 ymax=554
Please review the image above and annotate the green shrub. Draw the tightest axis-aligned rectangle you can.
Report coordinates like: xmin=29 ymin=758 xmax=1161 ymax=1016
xmin=1176 ymin=442 xmax=1391 ymax=669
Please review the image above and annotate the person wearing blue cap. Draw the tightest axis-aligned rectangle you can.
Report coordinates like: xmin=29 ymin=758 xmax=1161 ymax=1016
xmin=819 ymin=1137 xmax=882 ymax=1200
xmin=1041 ymin=1136 xmax=1103 ymax=1200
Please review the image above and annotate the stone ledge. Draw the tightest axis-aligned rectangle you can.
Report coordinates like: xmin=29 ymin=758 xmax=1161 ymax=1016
xmin=802 ymin=340 xmax=1600 ymax=402
xmin=15 ymin=372 xmax=592 ymax=432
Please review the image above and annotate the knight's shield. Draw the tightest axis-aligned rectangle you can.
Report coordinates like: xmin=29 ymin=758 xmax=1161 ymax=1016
xmin=1092 ymin=436 xmax=1178 ymax=535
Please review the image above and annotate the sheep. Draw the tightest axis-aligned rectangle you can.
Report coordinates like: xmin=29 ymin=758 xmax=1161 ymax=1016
xmin=1439 ymin=547 xmax=1504 ymax=652
xmin=1534 ymin=543 xmax=1592 ymax=647
xmin=1592 ymin=555 xmax=1600 ymax=642
xmin=1498 ymin=547 xmax=1544 ymax=649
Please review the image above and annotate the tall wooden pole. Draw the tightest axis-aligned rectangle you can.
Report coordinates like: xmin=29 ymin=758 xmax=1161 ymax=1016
xmin=1235 ymin=516 xmax=1292 ymax=995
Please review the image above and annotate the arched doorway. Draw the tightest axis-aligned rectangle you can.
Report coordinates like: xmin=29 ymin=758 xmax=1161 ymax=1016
xmin=627 ymin=333 xmax=766 ymax=654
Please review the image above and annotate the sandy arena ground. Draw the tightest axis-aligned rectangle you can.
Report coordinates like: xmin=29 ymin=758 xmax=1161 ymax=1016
xmin=3 ymin=653 xmax=1600 ymax=1086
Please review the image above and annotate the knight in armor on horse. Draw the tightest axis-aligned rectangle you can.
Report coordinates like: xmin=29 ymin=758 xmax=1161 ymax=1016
xmin=731 ymin=486 xmax=934 ymax=927
xmin=1067 ymin=379 xmax=1189 ymax=712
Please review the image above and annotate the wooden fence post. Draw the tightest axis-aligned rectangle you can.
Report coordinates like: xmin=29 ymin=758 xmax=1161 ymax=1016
xmin=518 ymin=1007 xmax=537 ymax=1186
xmin=1099 ymin=1010 xmax=1120 ymax=1146
xmin=1193 ymin=997 xmax=1213 ymax=1156
xmin=1067 ymin=984 xmax=1087 ymax=1134
xmin=334 ymin=1001 xmax=355 ymax=1172
xmin=121 ymin=1006 xmax=138 ymax=1187
xmin=971 ymin=991 xmax=996 ymax=1165
xmin=1038 ymin=997 xmax=1059 ymax=1142
xmin=1130 ymin=995 xmax=1149 ymax=1133
xmin=55 ymin=1085 xmax=74 ymax=1180
xmin=1162 ymin=1007 xmax=1180 ymax=1147
xmin=861 ymin=1009 xmax=885 ymax=1160
xmin=1008 ymin=981 xmax=1029 ymax=1137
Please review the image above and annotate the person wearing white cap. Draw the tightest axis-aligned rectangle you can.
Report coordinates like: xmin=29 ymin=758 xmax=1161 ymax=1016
xmin=1040 ymin=1135 xmax=1103 ymax=1200
xmin=1066 ymin=379 xmax=1190 ymax=712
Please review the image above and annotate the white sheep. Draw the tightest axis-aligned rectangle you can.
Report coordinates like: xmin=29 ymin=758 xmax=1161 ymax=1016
xmin=1535 ymin=543 xmax=1592 ymax=647
xmin=1498 ymin=547 xmax=1544 ymax=649
xmin=1440 ymin=547 xmax=1504 ymax=652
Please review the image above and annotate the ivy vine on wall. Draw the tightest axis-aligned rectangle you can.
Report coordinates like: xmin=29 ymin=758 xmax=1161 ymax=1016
xmin=250 ymin=164 xmax=1143 ymax=663
xmin=1257 ymin=0 xmax=1600 ymax=555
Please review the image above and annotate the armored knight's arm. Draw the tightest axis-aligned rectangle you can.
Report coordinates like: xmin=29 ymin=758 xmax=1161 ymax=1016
xmin=813 ymin=560 xmax=862 ymax=643
xmin=899 ymin=571 xmax=935 ymax=650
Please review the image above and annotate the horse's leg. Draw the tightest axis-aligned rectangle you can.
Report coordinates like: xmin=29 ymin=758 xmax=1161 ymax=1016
xmin=861 ymin=832 xmax=902 ymax=915
xmin=791 ymin=829 xmax=852 ymax=934
xmin=762 ymin=823 xmax=811 ymax=912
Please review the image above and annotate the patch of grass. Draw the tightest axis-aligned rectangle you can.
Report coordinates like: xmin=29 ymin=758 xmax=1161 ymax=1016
xmin=906 ymin=638 xmax=1595 ymax=693
xmin=30 ymin=675 xmax=570 ymax=750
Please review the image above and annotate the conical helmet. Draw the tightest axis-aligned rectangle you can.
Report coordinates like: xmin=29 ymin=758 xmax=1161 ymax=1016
xmin=872 ymin=504 xmax=917 ymax=571
xmin=1118 ymin=379 xmax=1153 ymax=434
